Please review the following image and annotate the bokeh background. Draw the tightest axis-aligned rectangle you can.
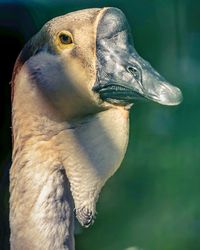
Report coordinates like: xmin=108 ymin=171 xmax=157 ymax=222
xmin=0 ymin=0 xmax=199 ymax=249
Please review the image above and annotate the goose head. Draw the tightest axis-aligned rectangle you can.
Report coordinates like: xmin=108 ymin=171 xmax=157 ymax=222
xmin=13 ymin=7 xmax=182 ymax=122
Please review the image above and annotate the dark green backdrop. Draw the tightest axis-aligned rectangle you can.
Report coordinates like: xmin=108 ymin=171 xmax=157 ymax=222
xmin=0 ymin=1 xmax=199 ymax=249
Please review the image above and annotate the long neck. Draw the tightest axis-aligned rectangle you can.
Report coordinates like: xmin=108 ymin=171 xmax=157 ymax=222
xmin=10 ymin=66 xmax=129 ymax=248
xmin=10 ymin=135 xmax=75 ymax=250
xmin=10 ymin=107 xmax=129 ymax=249
xmin=10 ymin=71 xmax=76 ymax=249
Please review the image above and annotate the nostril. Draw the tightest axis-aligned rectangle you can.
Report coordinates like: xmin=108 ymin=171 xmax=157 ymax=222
xmin=126 ymin=65 xmax=141 ymax=81
xmin=127 ymin=65 xmax=135 ymax=72
xmin=127 ymin=65 xmax=134 ymax=73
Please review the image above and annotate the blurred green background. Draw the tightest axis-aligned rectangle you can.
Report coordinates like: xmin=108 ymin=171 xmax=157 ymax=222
xmin=0 ymin=0 xmax=199 ymax=249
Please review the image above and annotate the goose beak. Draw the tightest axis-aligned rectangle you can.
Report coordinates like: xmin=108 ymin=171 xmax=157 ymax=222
xmin=93 ymin=7 xmax=182 ymax=106
xmin=95 ymin=47 xmax=183 ymax=106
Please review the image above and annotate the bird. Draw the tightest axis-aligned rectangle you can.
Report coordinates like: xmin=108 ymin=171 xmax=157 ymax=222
xmin=10 ymin=7 xmax=182 ymax=250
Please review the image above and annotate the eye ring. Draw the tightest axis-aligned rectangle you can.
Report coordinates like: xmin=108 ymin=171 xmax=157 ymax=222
xmin=59 ymin=32 xmax=73 ymax=45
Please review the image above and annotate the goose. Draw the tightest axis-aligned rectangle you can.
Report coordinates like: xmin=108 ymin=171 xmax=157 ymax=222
xmin=10 ymin=7 xmax=182 ymax=250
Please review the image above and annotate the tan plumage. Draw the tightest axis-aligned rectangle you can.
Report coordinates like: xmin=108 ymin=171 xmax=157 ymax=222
xmin=10 ymin=7 xmax=182 ymax=250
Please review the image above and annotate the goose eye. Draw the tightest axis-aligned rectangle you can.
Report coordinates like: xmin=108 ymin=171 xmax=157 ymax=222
xmin=59 ymin=33 xmax=73 ymax=44
xmin=56 ymin=31 xmax=74 ymax=51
